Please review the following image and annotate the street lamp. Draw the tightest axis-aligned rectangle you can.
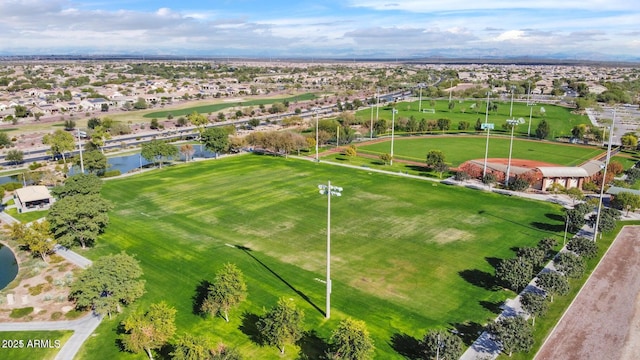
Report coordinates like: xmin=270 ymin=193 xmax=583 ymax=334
xmin=390 ymin=108 xmax=398 ymax=165
xmin=505 ymin=118 xmax=525 ymax=188
xmin=370 ymin=91 xmax=375 ymax=140
xmin=482 ymin=90 xmax=494 ymax=179
xmin=315 ymin=109 xmax=319 ymax=162
xmin=318 ymin=181 xmax=343 ymax=319
xmin=76 ymin=128 xmax=84 ymax=174
xmin=418 ymin=83 xmax=423 ymax=113
xmin=593 ymin=110 xmax=616 ymax=242
xmin=509 ymin=86 xmax=515 ymax=118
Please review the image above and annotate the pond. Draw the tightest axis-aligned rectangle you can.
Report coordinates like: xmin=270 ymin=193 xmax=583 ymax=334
xmin=0 ymin=147 xmax=218 ymax=183
xmin=0 ymin=244 xmax=18 ymax=290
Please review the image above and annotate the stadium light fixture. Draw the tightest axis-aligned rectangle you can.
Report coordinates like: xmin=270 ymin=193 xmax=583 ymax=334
xmin=318 ymin=181 xmax=343 ymax=319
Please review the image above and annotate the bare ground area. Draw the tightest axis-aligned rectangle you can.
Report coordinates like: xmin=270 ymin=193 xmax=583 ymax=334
xmin=0 ymin=243 xmax=80 ymax=322
xmin=535 ymin=226 xmax=640 ymax=360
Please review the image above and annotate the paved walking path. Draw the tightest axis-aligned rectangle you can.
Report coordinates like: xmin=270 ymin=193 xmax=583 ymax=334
xmin=0 ymin=312 xmax=103 ymax=360
xmin=0 ymin=210 xmax=99 ymax=360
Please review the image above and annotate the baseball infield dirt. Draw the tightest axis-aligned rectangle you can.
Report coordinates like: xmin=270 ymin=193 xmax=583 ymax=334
xmin=535 ymin=226 xmax=640 ymax=360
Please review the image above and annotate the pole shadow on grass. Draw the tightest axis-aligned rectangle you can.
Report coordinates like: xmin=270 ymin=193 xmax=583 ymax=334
xmin=235 ymin=245 xmax=325 ymax=317
xmin=478 ymin=209 xmax=559 ymax=236
xmin=389 ymin=332 xmax=423 ymax=359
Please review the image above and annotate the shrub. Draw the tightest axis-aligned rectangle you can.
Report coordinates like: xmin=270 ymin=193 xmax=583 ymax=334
xmin=51 ymin=312 xmax=62 ymax=320
xmin=28 ymin=283 xmax=47 ymax=296
xmin=10 ymin=307 xmax=34 ymax=318
xmin=65 ymin=309 xmax=84 ymax=319
xmin=2 ymin=182 xmax=23 ymax=191
xmin=102 ymin=170 xmax=121 ymax=178
xmin=509 ymin=178 xmax=530 ymax=191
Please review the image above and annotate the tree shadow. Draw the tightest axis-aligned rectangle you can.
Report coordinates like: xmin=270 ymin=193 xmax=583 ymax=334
xmin=479 ymin=300 xmax=504 ymax=314
xmin=406 ymin=165 xmax=430 ymax=175
xmin=459 ymin=269 xmax=499 ymax=291
xmin=235 ymin=245 xmax=325 ymax=317
xmin=239 ymin=311 xmax=263 ymax=346
xmin=530 ymin=221 xmax=564 ymax=233
xmin=450 ymin=321 xmax=485 ymax=346
xmin=485 ymin=256 xmax=502 ymax=268
xmin=296 ymin=330 xmax=329 ymax=360
xmin=389 ymin=332 xmax=422 ymax=360
xmin=191 ymin=279 xmax=212 ymax=317
xmin=114 ymin=321 xmax=127 ymax=352
xmin=546 ymin=213 xmax=564 ymax=222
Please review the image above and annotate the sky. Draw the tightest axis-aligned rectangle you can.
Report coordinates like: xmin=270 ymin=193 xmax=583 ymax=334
xmin=0 ymin=0 xmax=638 ymax=61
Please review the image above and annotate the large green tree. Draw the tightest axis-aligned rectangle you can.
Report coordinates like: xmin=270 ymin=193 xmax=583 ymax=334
xmin=201 ymin=127 xmax=230 ymax=158
xmin=488 ymin=316 xmax=534 ymax=357
xmin=141 ymin=140 xmax=179 ymax=168
xmin=7 ymin=221 xmax=54 ymax=262
xmin=566 ymin=236 xmax=598 ymax=259
xmin=495 ymin=257 xmax=534 ymax=292
xmin=554 ymin=252 xmax=585 ymax=279
xmin=257 ymin=297 xmax=305 ymax=355
xmin=48 ymin=194 xmax=112 ymax=248
xmin=79 ymin=150 xmax=109 ymax=175
xmin=328 ymin=318 xmax=375 ymax=360
xmin=520 ymin=292 xmax=548 ymax=326
xmin=535 ymin=119 xmax=550 ymax=139
xmin=70 ymin=252 xmax=145 ymax=318
xmin=612 ymin=191 xmax=640 ymax=215
xmin=43 ymin=129 xmax=75 ymax=166
xmin=121 ymin=301 xmax=176 ymax=360
xmin=51 ymin=173 xmax=102 ymax=199
xmin=426 ymin=150 xmax=445 ymax=168
xmin=201 ymin=263 xmax=247 ymax=322
xmin=587 ymin=207 xmax=621 ymax=236
xmin=420 ymin=329 xmax=463 ymax=360
xmin=5 ymin=149 xmax=24 ymax=165
xmin=536 ymin=271 xmax=569 ymax=302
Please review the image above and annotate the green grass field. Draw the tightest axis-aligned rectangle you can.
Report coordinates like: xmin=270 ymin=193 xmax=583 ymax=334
xmin=356 ymin=99 xmax=590 ymax=139
xmin=0 ymin=331 xmax=72 ymax=360
xmin=356 ymin=136 xmax=604 ymax=167
xmin=143 ymin=93 xmax=317 ymax=119
xmin=76 ymin=154 xmax=567 ymax=359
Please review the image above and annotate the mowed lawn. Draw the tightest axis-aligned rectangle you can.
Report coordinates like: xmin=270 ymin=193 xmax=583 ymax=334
xmin=357 ymin=136 xmax=604 ymax=167
xmin=78 ymin=154 xmax=565 ymax=359
xmin=356 ymin=99 xmax=589 ymax=139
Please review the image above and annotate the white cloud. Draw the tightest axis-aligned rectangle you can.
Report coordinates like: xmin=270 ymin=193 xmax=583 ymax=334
xmin=495 ymin=30 xmax=524 ymax=41
xmin=348 ymin=0 xmax=634 ymax=12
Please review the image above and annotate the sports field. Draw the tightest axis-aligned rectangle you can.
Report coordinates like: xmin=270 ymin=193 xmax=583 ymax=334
xmin=77 ymin=154 xmax=566 ymax=359
xmin=357 ymin=136 xmax=604 ymax=167
xmin=356 ymin=99 xmax=590 ymax=139
xmin=143 ymin=93 xmax=317 ymax=119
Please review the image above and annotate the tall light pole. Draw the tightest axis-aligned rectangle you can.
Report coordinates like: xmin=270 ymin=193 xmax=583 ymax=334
xmin=482 ymin=91 xmax=494 ymax=179
xmin=76 ymin=128 xmax=84 ymax=174
xmin=315 ymin=109 xmax=319 ymax=162
xmin=370 ymin=91 xmax=375 ymax=140
xmin=390 ymin=108 xmax=398 ymax=165
xmin=528 ymin=105 xmax=534 ymax=137
xmin=593 ymin=110 xmax=616 ymax=242
xmin=418 ymin=84 xmax=423 ymax=113
xmin=505 ymin=118 xmax=525 ymax=188
xmin=509 ymin=86 xmax=515 ymax=118
xmin=318 ymin=181 xmax=343 ymax=319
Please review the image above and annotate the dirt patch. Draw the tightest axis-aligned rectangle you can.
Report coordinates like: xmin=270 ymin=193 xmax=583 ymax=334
xmin=535 ymin=226 xmax=640 ymax=360
xmin=432 ymin=228 xmax=473 ymax=244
